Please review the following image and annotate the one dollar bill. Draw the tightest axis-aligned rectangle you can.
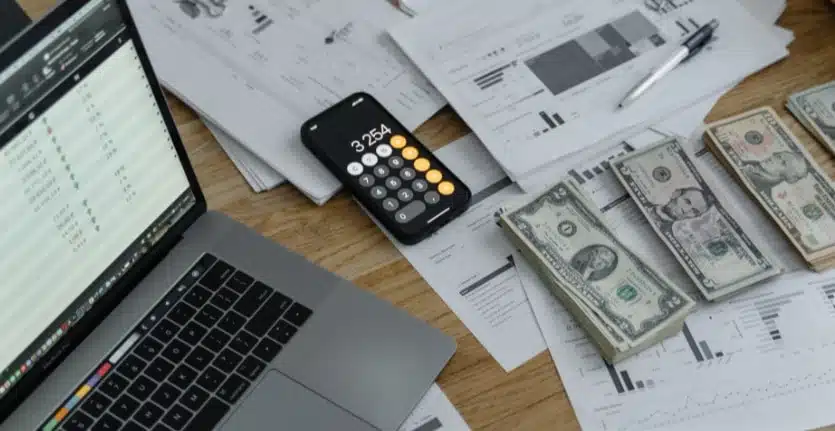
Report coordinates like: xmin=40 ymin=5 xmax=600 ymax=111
xmin=612 ymin=137 xmax=782 ymax=301
xmin=788 ymin=81 xmax=835 ymax=154
xmin=705 ymin=106 xmax=835 ymax=270
xmin=498 ymin=180 xmax=695 ymax=363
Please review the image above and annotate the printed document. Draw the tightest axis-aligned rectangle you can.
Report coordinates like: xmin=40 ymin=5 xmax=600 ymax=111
xmin=389 ymin=0 xmax=788 ymax=182
xmin=400 ymin=384 xmax=470 ymax=431
xmin=126 ymin=0 xmax=445 ymax=204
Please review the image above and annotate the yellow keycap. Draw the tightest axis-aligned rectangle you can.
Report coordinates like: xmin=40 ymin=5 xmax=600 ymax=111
xmin=402 ymin=146 xmax=419 ymax=160
xmin=390 ymin=135 xmax=407 ymax=149
xmin=426 ymin=169 xmax=443 ymax=184
xmin=414 ymin=158 xmax=430 ymax=172
xmin=438 ymin=181 xmax=455 ymax=196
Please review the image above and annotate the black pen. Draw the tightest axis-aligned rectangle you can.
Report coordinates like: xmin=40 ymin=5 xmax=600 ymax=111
xmin=618 ymin=19 xmax=719 ymax=109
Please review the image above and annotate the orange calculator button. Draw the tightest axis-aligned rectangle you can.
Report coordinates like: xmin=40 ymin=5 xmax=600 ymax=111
xmin=402 ymin=146 xmax=419 ymax=160
xmin=390 ymin=135 xmax=407 ymax=149
xmin=426 ymin=169 xmax=443 ymax=184
xmin=438 ymin=181 xmax=455 ymax=196
xmin=414 ymin=158 xmax=430 ymax=172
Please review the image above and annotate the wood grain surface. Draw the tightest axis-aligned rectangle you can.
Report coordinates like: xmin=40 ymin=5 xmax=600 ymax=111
xmin=15 ymin=0 xmax=835 ymax=429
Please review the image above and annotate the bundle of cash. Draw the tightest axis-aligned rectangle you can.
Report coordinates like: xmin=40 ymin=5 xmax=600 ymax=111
xmin=612 ymin=137 xmax=782 ymax=301
xmin=705 ymin=106 xmax=835 ymax=271
xmin=787 ymin=81 xmax=835 ymax=154
xmin=497 ymin=180 xmax=696 ymax=363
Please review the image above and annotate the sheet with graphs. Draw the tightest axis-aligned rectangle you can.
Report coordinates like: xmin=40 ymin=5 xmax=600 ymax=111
xmin=514 ymin=134 xmax=835 ymax=431
xmin=389 ymin=0 xmax=789 ymax=184
xmin=399 ymin=384 xmax=470 ymax=431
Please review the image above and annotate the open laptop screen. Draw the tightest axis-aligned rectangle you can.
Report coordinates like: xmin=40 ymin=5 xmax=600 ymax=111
xmin=0 ymin=0 xmax=195 ymax=399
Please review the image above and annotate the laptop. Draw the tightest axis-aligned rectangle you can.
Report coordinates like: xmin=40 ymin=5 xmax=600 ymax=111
xmin=0 ymin=1 xmax=456 ymax=430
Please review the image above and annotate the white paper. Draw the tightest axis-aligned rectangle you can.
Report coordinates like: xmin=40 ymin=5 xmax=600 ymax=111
xmin=399 ymin=384 xmax=470 ymax=431
xmin=390 ymin=0 xmax=788 ymax=183
xmin=204 ymin=118 xmax=286 ymax=193
xmin=515 ymin=134 xmax=830 ymax=431
xmin=126 ymin=0 xmax=445 ymax=204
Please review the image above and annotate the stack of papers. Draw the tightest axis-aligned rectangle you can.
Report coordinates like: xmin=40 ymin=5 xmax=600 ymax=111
xmin=125 ymin=0 xmax=445 ymax=203
xmin=389 ymin=0 xmax=790 ymax=188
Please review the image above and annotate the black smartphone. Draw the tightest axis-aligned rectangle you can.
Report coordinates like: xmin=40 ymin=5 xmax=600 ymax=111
xmin=301 ymin=92 xmax=471 ymax=245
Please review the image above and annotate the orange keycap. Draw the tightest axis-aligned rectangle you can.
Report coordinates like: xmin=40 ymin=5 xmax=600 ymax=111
xmin=414 ymin=158 xmax=430 ymax=172
xmin=438 ymin=181 xmax=455 ymax=196
xmin=390 ymin=135 xmax=407 ymax=149
xmin=426 ymin=169 xmax=443 ymax=184
xmin=402 ymin=146 xmax=419 ymax=160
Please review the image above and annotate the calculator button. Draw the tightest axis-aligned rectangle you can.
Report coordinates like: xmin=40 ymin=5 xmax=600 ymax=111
xmin=400 ymin=168 xmax=416 ymax=181
xmin=376 ymin=144 xmax=393 ymax=158
xmin=390 ymin=135 xmax=407 ymax=149
xmin=426 ymin=170 xmax=443 ymax=184
xmin=388 ymin=157 xmax=404 ymax=169
xmin=370 ymin=186 xmax=387 ymax=199
xmin=414 ymin=158 xmax=430 ymax=172
xmin=373 ymin=165 xmax=390 ymax=178
xmin=439 ymin=181 xmax=456 ymax=196
xmin=362 ymin=153 xmax=379 ymax=167
xmin=385 ymin=177 xmax=402 ymax=190
xmin=397 ymin=189 xmax=414 ymax=202
xmin=347 ymin=162 xmax=363 ymax=176
xmin=358 ymin=174 xmax=375 ymax=187
xmin=395 ymin=201 xmax=426 ymax=224
xmin=412 ymin=180 xmax=428 ymax=193
xmin=382 ymin=198 xmax=400 ymax=212
xmin=424 ymin=191 xmax=441 ymax=205
xmin=402 ymin=147 xmax=419 ymax=161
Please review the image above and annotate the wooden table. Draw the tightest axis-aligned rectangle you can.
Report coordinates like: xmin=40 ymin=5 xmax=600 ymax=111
xmin=17 ymin=0 xmax=835 ymax=429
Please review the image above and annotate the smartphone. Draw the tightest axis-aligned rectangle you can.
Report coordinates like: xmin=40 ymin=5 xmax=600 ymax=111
xmin=301 ymin=92 xmax=471 ymax=245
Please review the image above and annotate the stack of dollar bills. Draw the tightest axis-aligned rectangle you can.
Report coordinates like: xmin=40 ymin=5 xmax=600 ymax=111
xmin=705 ymin=106 xmax=835 ymax=271
xmin=497 ymin=181 xmax=696 ymax=364
xmin=787 ymin=81 xmax=835 ymax=155
xmin=611 ymin=137 xmax=783 ymax=301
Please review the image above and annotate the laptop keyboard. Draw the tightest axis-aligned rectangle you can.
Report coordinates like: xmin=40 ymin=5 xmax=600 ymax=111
xmin=42 ymin=254 xmax=314 ymax=431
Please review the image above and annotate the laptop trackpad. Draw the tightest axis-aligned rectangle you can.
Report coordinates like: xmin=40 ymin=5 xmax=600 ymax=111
xmin=220 ymin=371 xmax=376 ymax=431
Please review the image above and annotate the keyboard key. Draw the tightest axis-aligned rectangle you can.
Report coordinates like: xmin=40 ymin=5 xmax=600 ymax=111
xmin=168 ymin=302 xmax=197 ymax=326
xmin=268 ymin=320 xmax=298 ymax=344
xmin=179 ymin=385 xmax=209 ymax=411
xmin=116 ymin=355 xmax=147 ymax=380
xmin=185 ymin=345 xmax=215 ymax=371
xmin=178 ymin=321 xmax=208 ymax=346
xmin=194 ymin=304 xmax=223 ymax=328
xmin=134 ymin=337 xmax=164 ymax=362
xmin=213 ymin=349 xmax=243 ymax=373
xmin=217 ymin=374 xmax=250 ymax=404
xmin=162 ymin=404 xmax=193 ymax=430
xmin=184 ymin=397 xmax=230 ymax=431
xmin=217 ymin=311 xmax=246 ymax=335
xmin=127 ymin=375 xmax=158 ymax=400
xmin=229 ymin=331 xmax=258 ymax=356
xmin=134 ymin=402 xmax=164 ymax=428
xmin=226 ymin=271 xmax=253 ymax=294
xmin=162 ymin=339 xmax=191 ymax=363
xmin=254 ymin=338 xmax=282 ymax=362
xmin=196 ymin=366 xmax=225 ymax=392
xmin=233 ymin=282 xmax=271 ymax=317
xmin=65 ymin=410 xmax=94 ymax=430
xmin=237 ymin=356 xmax=266 ymax=381
xmin=200 ymin=261 xmax=234 ymax=291
xmin=145 ymin=357 xmax=175 ymax=382
xmin=151 ymin=319 xmax=180 ymax=344
xmin=210 ymin=288 xmax=239 ymax=311
xmin=110 ymin=395 xmax=140 ymax=420
xmin=170 ymin=365 xmax=199 ymax=390
xmin=284 ymin=303 xmax=312 ymax=327
xmin=201 ymin=328 xmax=231 ymax=352
xmin=152 ymin=425 xmax=173 ymax=431
xmin=92 ymin=413 xmax=121 ymax=430
xmin=183 ymin=285 xmax=212 ymax=309
xmin=152 ymin=382 xmax=182 ymax=407
xmin=187 ymin=255 xmax=217 ymax=283
xmin=244 ymin=293 xmax=292 ymax=336
xmin=121 ymin=422 xmax=144 ymax=431
xmin=82 ymin=392 xmax=113 ymax=418
xmin=99 ymin=374 xmax=129 ymax=399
